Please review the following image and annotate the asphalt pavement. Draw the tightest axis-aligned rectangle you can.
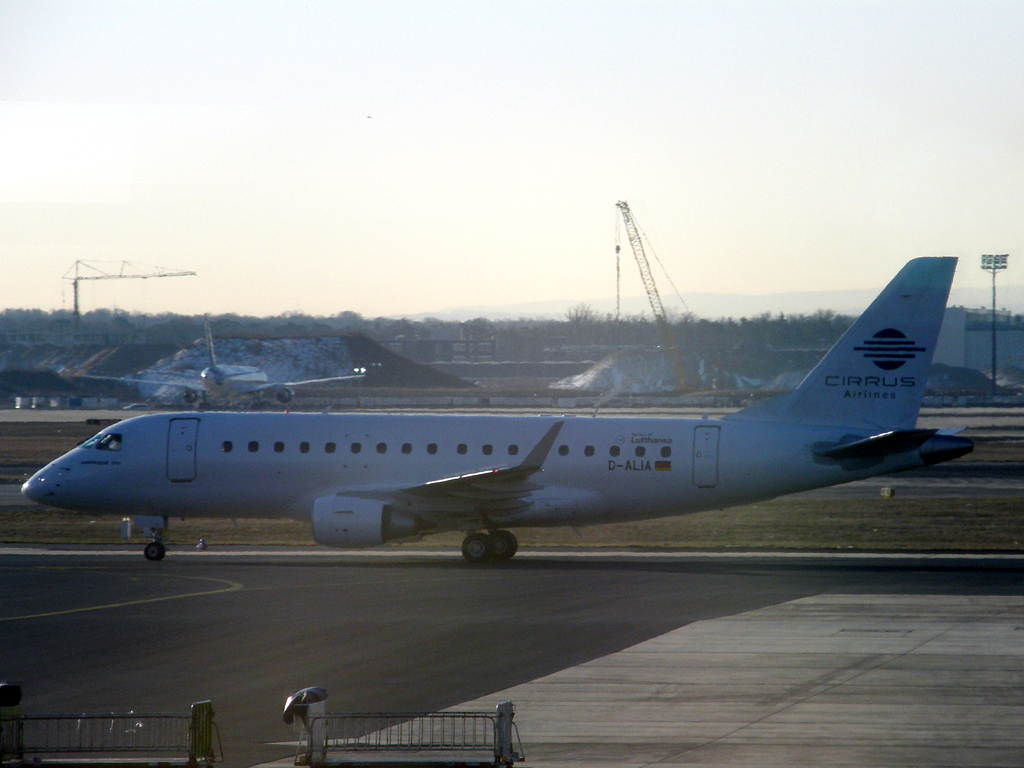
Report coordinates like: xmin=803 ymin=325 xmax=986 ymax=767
xmin=2 ymin=549 xmax=1022 ymax=767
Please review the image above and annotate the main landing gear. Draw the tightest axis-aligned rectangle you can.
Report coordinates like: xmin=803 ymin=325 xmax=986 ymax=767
xmin=461 ymin=530 xmax=518 ymax=565
xmin=143 ymin=540 xmax=166 ymax=561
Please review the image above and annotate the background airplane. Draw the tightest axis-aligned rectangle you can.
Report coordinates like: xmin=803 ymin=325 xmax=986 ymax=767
xmin=74 ymin=316 xmax=365 ymax=405
xmin=26 ymin=258 xmax=972 ymax=562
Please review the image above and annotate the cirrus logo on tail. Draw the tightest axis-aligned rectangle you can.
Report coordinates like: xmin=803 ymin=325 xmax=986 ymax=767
xmin=853 ymin=329 xmax=926 ymax=370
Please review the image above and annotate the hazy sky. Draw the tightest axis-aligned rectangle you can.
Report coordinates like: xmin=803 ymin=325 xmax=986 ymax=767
xmin=1 ymin=1 xmax=1021 ymax=318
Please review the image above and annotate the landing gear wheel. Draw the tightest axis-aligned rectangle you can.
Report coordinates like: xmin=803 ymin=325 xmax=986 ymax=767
xmin=489 ymin=530 xmax=518 ymax=562
xmin=461 ymin=532 xmax=493 ymax=564
xmin=143 ymin=541 xmax=166 ymax=561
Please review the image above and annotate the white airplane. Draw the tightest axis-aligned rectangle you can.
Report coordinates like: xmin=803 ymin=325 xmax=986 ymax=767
xmin=24 ymin=258 xmax=972 ymax=562
xmin=78 ymin=317 xmax=364 ymax=405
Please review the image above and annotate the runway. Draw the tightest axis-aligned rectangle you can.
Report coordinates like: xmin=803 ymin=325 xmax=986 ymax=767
xmin=1 ymin=548 xmax=1022 ymax=767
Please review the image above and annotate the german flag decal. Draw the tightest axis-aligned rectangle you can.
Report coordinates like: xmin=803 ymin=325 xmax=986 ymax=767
xmin=654 ymin=461 xmax=671 ymax=471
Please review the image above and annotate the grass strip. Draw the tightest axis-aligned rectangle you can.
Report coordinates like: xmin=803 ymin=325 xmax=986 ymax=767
xmin=3 ymin=496 xmax=1022 ymax=551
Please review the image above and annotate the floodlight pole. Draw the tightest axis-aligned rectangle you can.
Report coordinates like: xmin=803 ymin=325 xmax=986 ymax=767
xmin=980 ymin=254 xmax=1008 ymax=397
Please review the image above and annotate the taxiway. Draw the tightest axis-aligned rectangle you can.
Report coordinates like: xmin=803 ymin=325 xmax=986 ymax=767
xmin=1 ymin=548 xmax=1021 ymax=767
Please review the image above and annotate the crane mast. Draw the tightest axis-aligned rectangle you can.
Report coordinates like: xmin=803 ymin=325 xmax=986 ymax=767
xmin=64 ymin=260 xmax=197 ymax=330
xmin=615 ymin=201 xmax=688 ymax=390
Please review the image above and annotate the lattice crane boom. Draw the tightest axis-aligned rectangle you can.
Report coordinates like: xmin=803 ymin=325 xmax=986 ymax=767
xmin=615 ymin=201 xmax=688 ymax=390
xmin=63 ymin=260 xmax=197 ymax=328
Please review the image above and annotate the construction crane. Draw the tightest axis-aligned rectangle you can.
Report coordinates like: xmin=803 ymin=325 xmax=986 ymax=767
xmin=615 ymin=201 xmax=688 ymax=390
xmin=64 ymin=260 xmax=197 ymax=329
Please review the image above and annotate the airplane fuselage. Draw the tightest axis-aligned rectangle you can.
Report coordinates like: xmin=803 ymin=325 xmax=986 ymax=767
xmin=200 ymin=365 xmax=269 ymax=399
xmin=23 ymin=411 xmax=938 ymax=529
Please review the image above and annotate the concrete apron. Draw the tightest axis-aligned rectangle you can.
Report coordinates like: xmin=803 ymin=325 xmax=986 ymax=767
xmin=460 ymin=593 xmax=1024 ymax=768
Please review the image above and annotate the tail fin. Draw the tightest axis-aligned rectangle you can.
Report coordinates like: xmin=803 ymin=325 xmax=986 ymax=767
xmin=203 ymin=314 xmax=217 ymax=368
xmin=729 ymin=257 xmax=957 ymax=430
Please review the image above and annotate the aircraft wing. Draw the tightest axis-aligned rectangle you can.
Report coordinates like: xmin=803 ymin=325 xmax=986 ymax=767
xmin=251 ymin=374 xmax=366 ymax=393
xmin=67 ymin=372 xmax=202 ymax=391
xmin=400 ymin=421 xmax=564 ymax=510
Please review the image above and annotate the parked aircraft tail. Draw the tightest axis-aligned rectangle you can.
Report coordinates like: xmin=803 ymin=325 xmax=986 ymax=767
xmin=203 ymin=315 xmax=217 ymax=368
xmin=730 ymin=257 xmax=957 ymax=431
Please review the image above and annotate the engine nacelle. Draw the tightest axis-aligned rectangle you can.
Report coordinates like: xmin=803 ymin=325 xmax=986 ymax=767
xmin=274 ymin=387 xmax=294 ymax=404
xmin=311 ymin=496 xmax=421 ymax=548
xmin=182 ymin=389 xmax=199 ymax=403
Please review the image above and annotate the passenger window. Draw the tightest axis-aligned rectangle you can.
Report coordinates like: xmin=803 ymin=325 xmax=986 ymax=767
xmin=274 ymin=441 xmax=285 ymax=453
xmin=584 ymin=445 xmax=594 ymax=457
xmin=325 ymin=442 xmax=336 ymax=454
xmin=482 ymin=444 xmax=493 ymax=455
xmin=427 ymin=443 xmax=438 ymax=455
xmin=300 ymin=442 xmax=310 ymax=454
xmin=222 ymin=441 xmax=233 ymax=453
xmin=351 ymin=442 xmax=362 ymax=454
xmin=661 ymin=446 xmax=671 ymax=458
xmin=457 ymin=444 xmax=468 ymax=455
xmin=508 ymin=445 xmax=519 ymax=456
xmin=610 ymin=445 xmax=620 ymax=457
xmin=558 ymin=445 xmax=569 ymax=456
xmin=635 ymin=446 xmax=646 ymax=457
xmin=95 ymin=434 xmax=122 ymax=451
xmin=248 ymin=441 xmax=259 ymax=453
xmin=376 ymin=442 xmax=387 ymax=454
xmin=401 ymin=443 xmax=412 ymax=454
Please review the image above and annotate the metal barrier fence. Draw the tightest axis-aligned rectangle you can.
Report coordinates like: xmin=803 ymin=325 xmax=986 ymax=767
xmin=1 ymin=701 xmax=217 ymax=766
xmin=19 ymin=714 xmax=190 ymax=754
xmin=297 ymin=701 xmax=522 ymax=767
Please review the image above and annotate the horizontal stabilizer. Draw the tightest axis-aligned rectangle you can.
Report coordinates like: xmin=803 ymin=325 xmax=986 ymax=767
xmin=814 ymin=429 xmax=938 ymax=460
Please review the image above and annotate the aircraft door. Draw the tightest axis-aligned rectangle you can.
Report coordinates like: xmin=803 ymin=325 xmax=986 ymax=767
xmin=692 ymin=426 xmax=720 ymax=488
xmin=167 ymin=418 xmax=199 ymax=482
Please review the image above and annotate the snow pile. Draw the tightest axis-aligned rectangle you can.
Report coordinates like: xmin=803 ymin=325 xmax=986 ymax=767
xmin=552 ymin=350 xmax=681 ymax=393
xmin=552 ymin=348 xmax=801 ymax=393
xmin=761 ymin=369 xmax=812 ymax=392
xmin=141 ymin=336 xmax=358 ymax=382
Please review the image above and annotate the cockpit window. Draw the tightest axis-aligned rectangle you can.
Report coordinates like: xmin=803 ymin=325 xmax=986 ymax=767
xmin=95 ymin=433 xmax=122 ymax=451
xmin=80 ymin=434 xmax=102 ymax=449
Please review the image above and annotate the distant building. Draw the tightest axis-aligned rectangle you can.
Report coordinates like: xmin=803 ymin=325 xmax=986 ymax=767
xmin=934 ymin=306 xmax=1024 ymax=371
xmin=388 ymin=333 xmax=495 ymax=363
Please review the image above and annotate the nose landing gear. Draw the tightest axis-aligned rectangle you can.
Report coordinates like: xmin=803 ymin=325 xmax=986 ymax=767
xmin=461 ymin=529 xmax=518 ymax=564
xmin=135 ymin=515 xmax=169 ymax=561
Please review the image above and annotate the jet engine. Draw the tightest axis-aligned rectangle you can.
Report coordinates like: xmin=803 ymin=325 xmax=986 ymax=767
xmin=182 ymin=389 xmax=199 ymax=403
xmin=311 ymin=496 xmax=420 ymax=548
xmin=274 ymin=387 xmax=294 ymax=404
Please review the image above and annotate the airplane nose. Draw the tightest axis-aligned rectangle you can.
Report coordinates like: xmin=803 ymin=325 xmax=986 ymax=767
xmin=22 ymin=466 xmax=63 ymax=505
xmin=22 ymin=471 xmax=48 ymax=503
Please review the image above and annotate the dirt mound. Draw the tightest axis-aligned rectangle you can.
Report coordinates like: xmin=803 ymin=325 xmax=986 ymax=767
xmin=0 ymin=344 xmax=178 ymax=377
xmin=0 ymin=370 xmax=129 ymax=398
xmin=926 ymin=364 xmax=995 ymax=394
xmin=0 ymin=370 xmax=78 ymax=396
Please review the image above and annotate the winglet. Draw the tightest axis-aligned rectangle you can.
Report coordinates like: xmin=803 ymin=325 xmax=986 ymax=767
xmin=518 ymin=421 xmax=564 ymax=473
